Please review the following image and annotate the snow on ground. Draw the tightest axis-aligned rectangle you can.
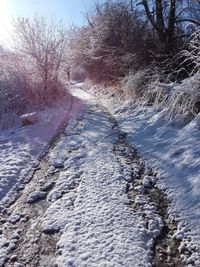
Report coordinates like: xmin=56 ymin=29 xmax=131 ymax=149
xmin=92 ymin=86 xmax=200 ymax=265
xmin=41 ymin=87 xmax=159 ymax=267
xmin=0 ymin=95 xmax=72 ymax=211
xmin=123 ymin=107 xmax=200 ymax=263
xmin=1 ymin=82 xmax=200 ymax=265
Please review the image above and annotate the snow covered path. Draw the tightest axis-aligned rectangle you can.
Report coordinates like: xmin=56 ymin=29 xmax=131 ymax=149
xmin=0 ymin=85 xmax=163 ymax=267
xmin=43 ymin=86 xmax=154 ymax=267
xmin=1 ymin=84 xmax=195 ymax=267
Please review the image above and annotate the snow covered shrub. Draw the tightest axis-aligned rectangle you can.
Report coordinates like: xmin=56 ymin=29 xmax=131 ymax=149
xmin=141 ymin=82 xmax=174 ymax=106
xmin=121 ymin=69 xmax=160 ymax=101
xmin=181 ymin=29 xmax=200 ymax=76
xmin=166 ymin=72 xmax=200 ymax=121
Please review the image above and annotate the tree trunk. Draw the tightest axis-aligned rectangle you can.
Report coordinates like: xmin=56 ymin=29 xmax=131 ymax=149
xmin=167 ymin=0 xmax=176 ymax=48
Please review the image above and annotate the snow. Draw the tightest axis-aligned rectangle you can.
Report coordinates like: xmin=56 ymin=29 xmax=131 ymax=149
xmin=26 ymin=190 xmax=47 ymax=204
xmin=142 ymin=176 xmax=156 ymax=188
xmin=1 ymin=82 xmax=200 ymax=265
xmin=41 ymin=87 xmax=158 ymax=267
xmin=124 ymin=107 xmax=200 ymax=252
xmin=20 ymin=112 xmax=39 ymax=126
xmin=94 ymin=85 xmax=200 ymax=264
xmin=0 ymin=95 xmax=72 ymax=211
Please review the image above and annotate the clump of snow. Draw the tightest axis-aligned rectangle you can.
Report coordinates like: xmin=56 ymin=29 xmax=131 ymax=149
xmin=40 ymin=181 xmax=55 ymax=192
xmin=9 ymin=212 xmax=24 ymax=224
xmin=134 ymin=185 xmax=145 ymax=194
xmin=143 ymin=175 xmax=156 ymax=188
xmin=14 ymin=262 xmax=23 ymax=267
xmin=27 ymin=190 xmax=47 ymax=204
xmin=47 ymin=172 xmax=81 ymax=203
xmin=42 ymin=191 xmax=76 ymax=234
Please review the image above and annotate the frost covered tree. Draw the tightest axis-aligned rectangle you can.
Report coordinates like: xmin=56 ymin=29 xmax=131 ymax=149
xmin=69 ymin=1 xmax=154 ymax=82
xmin=12 ymin=16 xmax=68 ymax=101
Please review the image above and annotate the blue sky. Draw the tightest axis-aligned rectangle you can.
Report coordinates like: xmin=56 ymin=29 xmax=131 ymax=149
xmin=7 ymin=0 xmax=96 ymax=26
xmin=0 ymin=0 xmax=96 ymax=45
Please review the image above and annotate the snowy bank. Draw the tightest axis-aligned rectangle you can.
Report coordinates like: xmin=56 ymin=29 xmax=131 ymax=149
xmin=0 ymin=94 xmax=73 ymax=211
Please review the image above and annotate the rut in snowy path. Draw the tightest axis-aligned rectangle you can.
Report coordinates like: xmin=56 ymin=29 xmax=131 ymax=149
xmin=111 ymin=115 xmax=185 ymax=267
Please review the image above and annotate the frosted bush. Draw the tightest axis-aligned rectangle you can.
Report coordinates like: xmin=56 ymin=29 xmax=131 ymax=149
xmin=182 ymin=29 xmax=200 ymax=75
xmin=141 ymin=82 xmax=174 ymax=106
xmin=121 ymin=69 xmax=160 ymax=101
xmin=139 ymin=72 xmax=200 ymax=122
xmin=140 ymin=73 xmax=200 ymax=122
xmin=121 ymin=67 xmax=200 ymax=123
xmin=167 ymin=72 xmax=200 ymax=121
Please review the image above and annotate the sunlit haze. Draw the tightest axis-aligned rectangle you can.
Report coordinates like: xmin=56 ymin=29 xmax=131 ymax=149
xmin=0 ymin=0 xmax=95 ymax=46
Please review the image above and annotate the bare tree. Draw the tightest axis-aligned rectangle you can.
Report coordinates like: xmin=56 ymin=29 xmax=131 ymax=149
xmin=12 ymin=16 xmax=68 ymax=101
xmin=136 ymin=0 xmax=200 ymax=51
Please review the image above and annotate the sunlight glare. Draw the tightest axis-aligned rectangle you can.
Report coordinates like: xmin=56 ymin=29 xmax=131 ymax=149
xmin=0 ymin=1 xmax=13 ymax=46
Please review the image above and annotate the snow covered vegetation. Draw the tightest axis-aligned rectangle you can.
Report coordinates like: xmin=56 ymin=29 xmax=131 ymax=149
xmin=0 ymin=17 xmax=69 ymax=129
